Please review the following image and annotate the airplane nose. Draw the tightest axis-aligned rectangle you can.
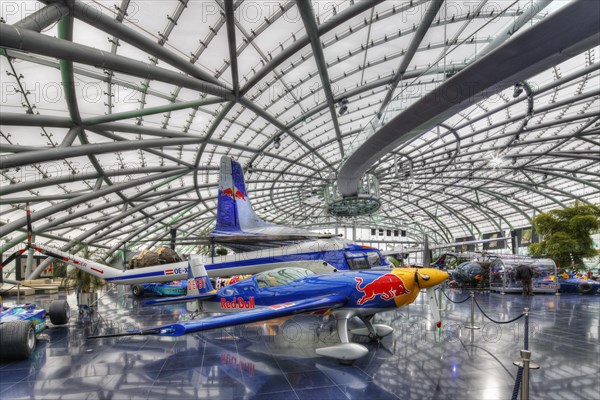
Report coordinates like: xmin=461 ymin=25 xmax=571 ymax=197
xmin=417 ymin=268 xmax=449 ymax=288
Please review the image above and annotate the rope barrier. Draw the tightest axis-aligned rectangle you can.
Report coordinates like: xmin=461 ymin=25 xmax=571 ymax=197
xmin=473 ymin=297 xmax=525 ymax=324
xmin=440 ymin=288 xmax=471 ymax=304
xmin=512 ymin=367 xmax=523 ymax=400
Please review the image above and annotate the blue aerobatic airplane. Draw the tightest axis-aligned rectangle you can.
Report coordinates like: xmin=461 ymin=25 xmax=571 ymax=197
xmin=90 ymin=260 xmax=448 ymax=362
xmin=1 ymin=157 xmax=388 ymax=288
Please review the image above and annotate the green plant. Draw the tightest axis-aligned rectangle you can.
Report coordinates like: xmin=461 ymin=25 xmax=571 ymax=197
xmin=215 ymin=247 xmax=229 ymax=256
xmin=61 ymin=267 xmax=105 ymax=293
xmin=51 ymin=260 xmax=67 ymax=278
xmin=60 ymin=244 xmax=105 ymax=293
xmin=529 ymin=202 xmax=600 ymax=271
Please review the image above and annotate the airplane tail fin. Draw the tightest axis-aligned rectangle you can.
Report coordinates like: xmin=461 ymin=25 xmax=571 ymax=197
xmin=214 ymin=156 xmax=271 ymax=234
xmin=186 ymin=255 xmax=214 ymax=296
xmin=431 ymin=254 xmax=447 ymax=269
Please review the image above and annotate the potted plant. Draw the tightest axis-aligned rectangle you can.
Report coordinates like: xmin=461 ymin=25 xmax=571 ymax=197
xmin=60 ymin=245 xmax=105 ymax=315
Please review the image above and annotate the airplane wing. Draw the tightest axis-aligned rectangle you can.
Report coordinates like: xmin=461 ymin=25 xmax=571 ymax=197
xmin=89 ymin=294 xmax=347 ymax=338
xmin=144 ymin=293 xmax=216 ymax=306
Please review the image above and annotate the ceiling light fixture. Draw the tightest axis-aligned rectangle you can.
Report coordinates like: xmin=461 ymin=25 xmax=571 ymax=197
xmin=338 ymin=98 xmax=349 ymax=116
xmin=513 ymin=83 xmax=524 ymax=98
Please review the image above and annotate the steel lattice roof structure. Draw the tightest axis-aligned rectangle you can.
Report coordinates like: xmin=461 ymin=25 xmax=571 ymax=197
xmin=0 ymin=0 xmax=599 ymax=266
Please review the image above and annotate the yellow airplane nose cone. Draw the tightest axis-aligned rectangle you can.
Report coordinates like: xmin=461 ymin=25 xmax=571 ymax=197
xmin=416 ymin=268 xmax=449 ymax=288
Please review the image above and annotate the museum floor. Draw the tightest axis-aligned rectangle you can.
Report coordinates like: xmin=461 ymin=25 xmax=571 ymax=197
xmin=0 ymin=286 xmax=598 ymax=400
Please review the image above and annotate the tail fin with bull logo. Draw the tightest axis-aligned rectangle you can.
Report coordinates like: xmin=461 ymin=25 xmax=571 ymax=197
xmin=213 ymin=156 xmax=272 ymax=235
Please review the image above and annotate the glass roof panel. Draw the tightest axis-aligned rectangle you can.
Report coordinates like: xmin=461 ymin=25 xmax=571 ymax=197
xmin=1 ymin=0 xmax=597 ymax=262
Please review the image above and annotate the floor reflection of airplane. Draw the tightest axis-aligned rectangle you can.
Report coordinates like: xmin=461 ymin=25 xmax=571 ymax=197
xmin=91 ymin=262 xmax=448 ymax=363
xmin=1 ymin=157 xmax=388 ymax=286
xmin=140 ymin=325 xmax=398 ymax=398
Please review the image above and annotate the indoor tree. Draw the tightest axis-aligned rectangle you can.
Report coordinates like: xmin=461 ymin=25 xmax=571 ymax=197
xmin=529 ymin=202 xmax=600 ymax=270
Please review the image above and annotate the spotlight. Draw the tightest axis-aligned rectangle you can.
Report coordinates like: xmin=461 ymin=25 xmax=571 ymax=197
xmin=273 ymin=136 xmax=281 ymax=149
xmin=338 ymin=98 xmax=349 ymax=116
xmin=513 ymin=83 xmax=523 ymax=98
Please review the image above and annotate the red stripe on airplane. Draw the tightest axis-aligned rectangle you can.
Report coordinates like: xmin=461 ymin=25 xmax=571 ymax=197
xmin=91 ymin=268 xmax=104 ymax=274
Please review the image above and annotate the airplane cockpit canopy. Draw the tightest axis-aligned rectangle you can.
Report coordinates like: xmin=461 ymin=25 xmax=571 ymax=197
xmin=255 ymin=267 xmax=316 ymax=288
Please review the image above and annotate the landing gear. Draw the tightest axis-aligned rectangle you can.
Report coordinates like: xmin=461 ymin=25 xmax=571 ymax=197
xmin=315 ymin=310 xmax=369 ymax=364
xmin=350 ymin=316 xmax=394 ymax=342
xmin=131 ymin=284 xmax=144 ymax=297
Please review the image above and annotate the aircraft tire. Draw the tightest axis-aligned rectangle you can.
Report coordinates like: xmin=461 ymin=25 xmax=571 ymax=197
xmin=48 ymin=300 xmax=70 ymax=325
xmin=578 ymin=282 xmax=593 ymax=294
xmin=0 ymin=320 xmax=36 ymax=360
xmin=132 ymin=284 xmax=144 ymax=297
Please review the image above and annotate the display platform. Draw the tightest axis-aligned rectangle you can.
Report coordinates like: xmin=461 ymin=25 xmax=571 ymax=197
xmin=0 ymin=287 xmax=598 ymax=399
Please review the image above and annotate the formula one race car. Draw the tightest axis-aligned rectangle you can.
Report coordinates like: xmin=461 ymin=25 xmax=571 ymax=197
xmin=131 ymin=281 xmax=187 ymax=297
xmin=0 ymin=299 xmax=70 ymax=360
xmin=557 ymin=275 xmax=600 ymax=295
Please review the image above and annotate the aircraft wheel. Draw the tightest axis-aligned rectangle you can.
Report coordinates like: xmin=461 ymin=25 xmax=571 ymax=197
xmin=578 ymin=282 xmax=593 ymax=294
xmin=131 ymin=284 xmax=144 ymax=297
xmin=48 ymin=300 xmax=70 ymax=325
xmin=0 ymin=320 xmax=36 ymax=360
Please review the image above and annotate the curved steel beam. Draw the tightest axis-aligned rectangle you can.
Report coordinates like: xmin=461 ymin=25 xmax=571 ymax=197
xmin=223 ymin=0 xmax=239 ymax=98
xmin=0 ymin=169 xmax=187 ymax=237
xmin=376 ymin=0 xmax=444 ymax=118
xmin=14 ymin=3 xmax=69 ymax=32
xmin=83 ymin=97 xmax=224 ymax=125
xmin=0 ymin=24 xmax=232 ymax=100
xmin=240 ymin=0 xmax=386 ymax=95
xmin=27 ymin=186 xmax=191 ymax=279
xmin=338 ymin=0 xmax=600 ymax=196
xmin=0 ymin=138 xmax=201 ymax=170
xmin=40 ymin=0 xmax=225 ymax=88
xmin=297 ymin=1 xmax=345 ymax=158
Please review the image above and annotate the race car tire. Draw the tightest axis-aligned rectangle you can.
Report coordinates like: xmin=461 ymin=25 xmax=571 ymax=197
xmin=0 ymin=320 xmax=36 ymax=360
xmin=132 ymin=284 xmax=144 ymax=297
xmin=48 ymin=300 xmax=70 ymax=325
xmin=578 ymin=282 xmax=593 ymax=294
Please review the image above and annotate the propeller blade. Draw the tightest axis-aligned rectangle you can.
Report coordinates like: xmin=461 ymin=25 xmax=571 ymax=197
xmin=427 ymin=287 xmax=442 ymax=330
xmin=25 ymin=201 xmax=33 ymax=244
xmin=0 ymin=248 xmax=27 ymax=270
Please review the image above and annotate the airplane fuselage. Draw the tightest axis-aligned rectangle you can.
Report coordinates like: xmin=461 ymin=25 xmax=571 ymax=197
xmin=33 ymin=239 xmax=388 ymax=285
xmin=102 ymin=238 xmax=387 ymax=284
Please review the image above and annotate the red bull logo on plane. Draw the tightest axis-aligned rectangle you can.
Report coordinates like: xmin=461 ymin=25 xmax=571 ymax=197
xmin=355 ymin=273 xmax=411 ymax=305
xmin=220 ymin=186 xmax=246 ymax=201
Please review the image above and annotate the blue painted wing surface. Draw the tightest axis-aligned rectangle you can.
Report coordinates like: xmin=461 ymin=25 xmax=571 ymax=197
xmin=141 ymin=294 xmax=348 ymax=336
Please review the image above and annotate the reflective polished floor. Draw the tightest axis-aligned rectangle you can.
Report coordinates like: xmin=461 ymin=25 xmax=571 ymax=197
xmin=0 ymin=287 xmax=598 ymax=399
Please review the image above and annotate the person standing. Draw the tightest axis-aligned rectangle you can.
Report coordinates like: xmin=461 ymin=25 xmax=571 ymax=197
xmin=516 ymin=264 xmax=534 ymax=296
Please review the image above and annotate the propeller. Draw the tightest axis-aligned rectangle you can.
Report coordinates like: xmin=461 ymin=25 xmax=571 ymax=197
xmin=413 ymin=268 xmax=442 ymax=331
xmin=0 ymin=202 xmax=33 ymax=270
xmin=427 ymin=287 xmax=442 ymax=331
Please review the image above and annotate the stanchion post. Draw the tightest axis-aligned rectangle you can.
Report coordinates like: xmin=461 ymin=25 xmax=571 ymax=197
xmin=465 ymin=291 xmax=480 ymax=330
xmin=513 ymin=308 xmax=540 ymax=399
xmin=17 ymin=282 xmax=21 ymax=304
xmin=523 ymin=308 xmax=529 ymax=349
xmin=520 ymin=350 xmax=531 ymax=400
